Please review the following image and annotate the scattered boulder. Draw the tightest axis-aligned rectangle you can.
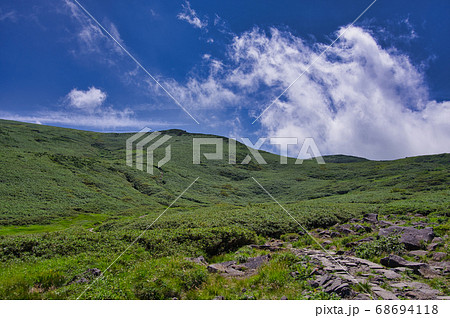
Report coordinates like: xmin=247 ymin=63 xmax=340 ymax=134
xmin=69 ymin=268 xmax=102 ymax=285
xmin=379 ymin=269 xmax=402 ymax=280
xmin=186 ymin=256 xmax=208 ymax=266
xmin=380 ymin=255 xmax=424 ymax=269
xmin=432 ymin=252 xmax=446 ymax=262
xmin=408 ymin=250 xmax=428 ymax=257
xmin=213 ymin=296 xmax=225 ymax=300
xmin=280 ymin=296 xmax=288 ymax=300
xmin=353 ymin=293 xmax=371 ymax=300
xmin=336 ymin=224 xmax=355 ymax=235
xmin=432 ymin=237 xmax=443 ymax=244
xmin=238 ymin=254 xmax=270 ymax=270
xmin=378 ymin=226 xmax=434 ymax=250
xmin=207 ymin=261 xmax=237 ymax=273
xmin=380 ymin=255 xmax=439 ymax=278
xmin=363 ymin=213 xmax=378 ymax=224
xmin=416 ymin=264 xmax=440 ymax=279
xmin=427 ymin=243 xmax=440 ymax=251
xmin=371 ymin=286 xmax=399 ymax=300
xmin=207 ymin=255 xmax=270 ymax=278
xmin=378 ymin=220 xmax=394 ymax=228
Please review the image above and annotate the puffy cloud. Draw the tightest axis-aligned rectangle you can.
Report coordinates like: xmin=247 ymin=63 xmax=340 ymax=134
xmin=171 ymin=26 xmax=449 ymax=159
xmin=248 ymin=26 xmax=450 ymax=159
xmin=177 ymin=1 xmax=207 ymax=29
xmin=66 ymin=87 xmax=107 ymax=112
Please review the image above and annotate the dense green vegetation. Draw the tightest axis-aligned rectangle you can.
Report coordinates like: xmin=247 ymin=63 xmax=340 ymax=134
xmin=0 ymin=119 xmax=448 ymax=299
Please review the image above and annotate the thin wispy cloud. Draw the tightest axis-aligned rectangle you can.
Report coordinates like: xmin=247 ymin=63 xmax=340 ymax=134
xmin=0 ymin=85 xmax=177 ymax=129
xmin=0 ymin=9 xmax=16 ymax=22
xmin=177 ymin=1 xmax=207 ymax=30
xmin=64 ymin=0 xmax=124 ymax=57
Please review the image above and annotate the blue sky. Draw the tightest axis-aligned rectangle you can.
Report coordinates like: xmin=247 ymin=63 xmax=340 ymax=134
xmin=0 ymin=0 xmax=449 ymax=159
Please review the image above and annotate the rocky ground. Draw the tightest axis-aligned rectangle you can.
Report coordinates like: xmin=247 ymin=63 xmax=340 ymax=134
xmin=188 ymin=213 xmax=449 ymax=300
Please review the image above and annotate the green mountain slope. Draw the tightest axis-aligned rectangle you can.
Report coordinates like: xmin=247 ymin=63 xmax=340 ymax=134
xmin=0 ymin=119 xmax=449 ymax=229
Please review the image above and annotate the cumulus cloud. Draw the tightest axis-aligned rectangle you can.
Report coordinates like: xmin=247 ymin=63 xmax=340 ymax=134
xmin=243 ymin=26 xmax=450 ymax=159
xmin=177 ymin=1 xmax=207 ymax=29
xmin=66 ymin=87 xmax=107 ymax=112
xmin=168 ymin=26 xmax=448 ymax=159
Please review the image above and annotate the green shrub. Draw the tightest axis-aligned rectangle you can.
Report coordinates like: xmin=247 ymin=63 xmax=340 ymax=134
xmin=355 ymin=235 xmax=405 ymax=260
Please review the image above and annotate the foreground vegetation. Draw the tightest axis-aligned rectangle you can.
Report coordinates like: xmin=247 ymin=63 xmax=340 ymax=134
xmin=0 ymin=119 xmax=448 ymax=299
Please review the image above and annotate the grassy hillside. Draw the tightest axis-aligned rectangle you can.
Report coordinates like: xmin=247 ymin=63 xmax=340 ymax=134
xmin=0 ymin=119 xmax=448 ymax=299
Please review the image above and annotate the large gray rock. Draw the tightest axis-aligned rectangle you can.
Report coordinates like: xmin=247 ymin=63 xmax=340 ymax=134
xmin=380 ymin=255 xmax=439 ymax=278
xmin=380 ymin=255 xmax=424 ymax=269
xmin=378 ymin=226 xmax=434 ymax=250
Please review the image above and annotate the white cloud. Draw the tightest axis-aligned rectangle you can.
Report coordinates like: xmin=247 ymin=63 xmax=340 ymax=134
xmin=161 ymin=25 xmax=449 ymax=159
xmin=177 ymin=1 xmax=207 ymax=29
xmin=0 ymin=110 xmax=161 ymax=130
xmin=226 ymin=26 xmax=450 ymax=159
xmin=66 ymin=87 xmax=107 ymax=112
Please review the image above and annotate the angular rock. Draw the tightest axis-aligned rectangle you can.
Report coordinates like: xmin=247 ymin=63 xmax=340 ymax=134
xmin=207 ymin=261 xmax=236 ymax=273
xmin=363 ymin=213 xmax=378 ymax=224
xmin=409 ymin=250 xmax=428 ymax=257
xmin=432 ymin=237 xmax=443 ymax=244
xmin=69 ymin=268 xmax=102 ymax=285
xmin=371 ymin=286 xmax=399 ymax=300
xmin=378 ymin=220 xmax=394 ymax=228
xmin=318 ymin=274 xmax=332 ymax=286
xmin=336 ymin=224 xmax=355 ymax=235
xmin=380 ymin=255 xmax=424 ymax=269
xmin=415 ymin=264 xmax=440 ymax=279
xmin=432 ymin=252 xmax=446 ymax=262
xmin=427 ymin=243 xmax=439 ymax=251
xmin=404 ymin=290 xmax=437 ymax=300
xmin=239 ymin=254 xmax=270 ymax=270
xmin=213 ymin=296 xmax=225 ymax=300
xmin=186 ymin=256 xmax=208 ymax=266
xmin=379 ymin=269 xmax=402 ymax=280
xmin=325 ymin=278 xmax=342 ymax=293
xmin=280 ymin=296 xmax=288 ymax=300
xmin=353 ymin=293 xmax=371 ymax=300
xmin=378 ymin=226 xmax=434 ymax=250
